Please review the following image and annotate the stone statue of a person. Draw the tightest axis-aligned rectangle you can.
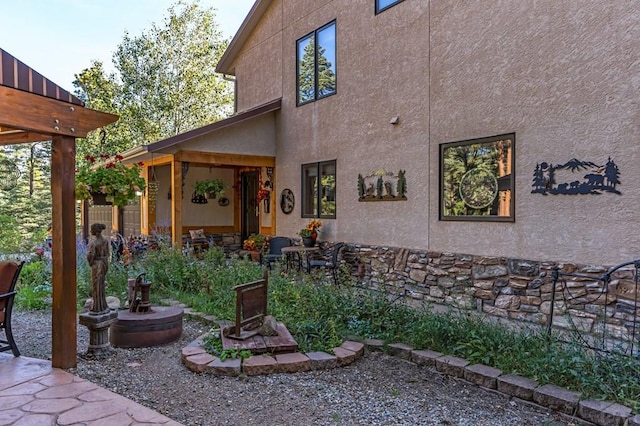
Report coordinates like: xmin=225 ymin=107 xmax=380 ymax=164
xmin=87 ymin=223 xmax=110 ymax=314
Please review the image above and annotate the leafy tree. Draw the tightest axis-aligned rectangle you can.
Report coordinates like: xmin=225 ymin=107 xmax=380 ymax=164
xmin=0 ymin=144 xmax=51 ymax=251
xmin=73 ymin=61 xmax=131 ymax=159
xmin=112 ymin=0 xmax=233 ymax=144
xmin=73 ymin=0 xmax=234 ymax=152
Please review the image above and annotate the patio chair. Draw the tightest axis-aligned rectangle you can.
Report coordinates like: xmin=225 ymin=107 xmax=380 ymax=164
xmin=0 ymin=261 xmax=24 ymax=356
xmin=263 ymin=237 xmax=293 ymax=269
xmin=309 ymin=242 xmax=345 ymax=286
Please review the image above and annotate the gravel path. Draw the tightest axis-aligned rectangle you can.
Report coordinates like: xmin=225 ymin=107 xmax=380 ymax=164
xmin=12 ymin=309 xmax=576 ymax=426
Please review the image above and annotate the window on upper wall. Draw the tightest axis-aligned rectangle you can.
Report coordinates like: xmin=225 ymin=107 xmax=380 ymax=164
xmin=302 ymin=160 xmax=336 ymax=218
xmin=375 ymin=0 xmax=404 ymax=14
xmin=440 ymin=134 xmax=515 ymax=222
xmin=296 ymin=21 xmax=337 ymax=106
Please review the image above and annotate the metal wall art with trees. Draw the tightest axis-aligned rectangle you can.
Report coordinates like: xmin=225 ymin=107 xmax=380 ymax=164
xmin=531 ymin=158 xmax=621 ymax=195
xmin=358 ymin=168 xmax=407 ymax=202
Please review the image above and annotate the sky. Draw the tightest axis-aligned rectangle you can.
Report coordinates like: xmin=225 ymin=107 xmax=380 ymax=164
xmin=0 ymin=0 xmax=255 ymax=92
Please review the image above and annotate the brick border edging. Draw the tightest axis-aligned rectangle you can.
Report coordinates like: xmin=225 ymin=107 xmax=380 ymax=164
xmin=179 ymin=309 xmax=638 ymax=426
xmin=180 ymin=310 xmax=364 ymax=376
xmin=376 ymin=340 xmax=638 ymax=426
xmin=181 ymin=335 xmax=364 ymax=376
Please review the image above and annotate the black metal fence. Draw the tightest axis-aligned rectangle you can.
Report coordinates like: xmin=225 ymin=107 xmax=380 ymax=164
xmin=550 ymin=260 xmax=640 ymax=357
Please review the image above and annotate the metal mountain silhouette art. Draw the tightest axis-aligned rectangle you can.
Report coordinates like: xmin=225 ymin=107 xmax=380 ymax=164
xmin=557 ymin=158 xmax=599 ymax=172
xmin=532 ymin=157 xmax=621 ymax=195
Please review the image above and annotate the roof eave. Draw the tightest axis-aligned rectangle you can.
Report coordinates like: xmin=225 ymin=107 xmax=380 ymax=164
xmin=216 ymin=0 xmax=273 ymax=75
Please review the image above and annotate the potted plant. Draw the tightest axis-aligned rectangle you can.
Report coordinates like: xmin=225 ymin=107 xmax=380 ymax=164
xmin=75 ymin=154 xmax=146 ymax=207
xmin=193 ymin=179 xmax=226 ymax=199
xmin=242 ymin=233 xmax=268 ymax=261
xmin=299 ymin=219 xmax=322 ymax=247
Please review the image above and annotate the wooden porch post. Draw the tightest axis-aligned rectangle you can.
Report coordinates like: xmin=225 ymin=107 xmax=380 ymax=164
xmin=50 ymin=135 xmax=78 ymax=368
xmin=171 ymin=159 xmax=183 ymax=247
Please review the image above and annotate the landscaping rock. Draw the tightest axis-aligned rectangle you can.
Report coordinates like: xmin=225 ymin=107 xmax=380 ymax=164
xmin=578 ymin=399 xmax=632 ymax=426
xmin=206 ymin=358 xmax=241 ymax=376
xmin=434 ymin=355 xmax=469 ymax=378
xmin=533 ymin=384 xmax=581 ymax=415
xmin=181 ymin=345 xmax=206 ymax=361
xmin=258 ymin=315 xmax=278 ymax=336
xmin=411 ymin=349 xmax=443 ymax=366
xmin=497 ymin=374 xmax=538 ymax=401
xmin=629 ymin=414 xmax=640 ymax=426
xmin=275 ymin=353 xmax=311 ymax=373
xmin=364 ymin=338 xmax=384 ymax=351
xmin=333 ymin=346 xmax=357 ymax=366
xmin=242 ymin=354 xmax=277 ymax=376
xmin=464 ymin=364 xmax=502 ymax=389
xmin=306 ymin=351 xmax=338 ymax=370
xmin=183 ymin=353 xmax=216 ymax=373
xmin=387 ymin=342 xmax=413 ymax=360
xmin=340 ymin=341 xmax=364 ymax=357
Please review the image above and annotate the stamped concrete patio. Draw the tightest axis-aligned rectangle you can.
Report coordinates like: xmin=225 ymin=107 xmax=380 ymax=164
xmin=0 ymin=353 xmax=182 ymax=425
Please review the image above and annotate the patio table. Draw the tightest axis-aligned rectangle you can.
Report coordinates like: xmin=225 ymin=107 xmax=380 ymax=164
xmin=281 ymin=245 xmax=320 ymax=272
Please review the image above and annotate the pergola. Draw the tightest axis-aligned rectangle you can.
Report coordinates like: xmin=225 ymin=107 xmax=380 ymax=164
xmin=0 ymin=48 xmax=117 ymax=368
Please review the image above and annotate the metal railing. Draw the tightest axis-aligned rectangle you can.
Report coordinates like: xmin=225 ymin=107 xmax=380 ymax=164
xmin=550 ymin=260 xmax=640 ymax=357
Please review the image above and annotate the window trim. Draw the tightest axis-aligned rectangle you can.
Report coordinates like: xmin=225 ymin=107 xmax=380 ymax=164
xmin=375 ymin=0 xmax=404 ymax=15
xmin=296 ymin=20 xmax=337 ymax=107
xmin=301 ymin=160 xmax=337 ymax=219
xmin=439 ymin=133 xmax=516 ymax=222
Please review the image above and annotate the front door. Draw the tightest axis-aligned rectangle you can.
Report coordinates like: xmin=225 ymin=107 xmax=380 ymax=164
xmin=241 ymin=171 xmax=259 ymax=240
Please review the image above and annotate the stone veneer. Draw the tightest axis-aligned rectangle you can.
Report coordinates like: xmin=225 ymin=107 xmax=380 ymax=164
xmin=340 ymin=244 xmax=639 ymax=346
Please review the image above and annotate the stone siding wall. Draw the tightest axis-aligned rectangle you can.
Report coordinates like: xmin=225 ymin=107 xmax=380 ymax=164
xmin=342 ymin=244 xmax=639 ymax=346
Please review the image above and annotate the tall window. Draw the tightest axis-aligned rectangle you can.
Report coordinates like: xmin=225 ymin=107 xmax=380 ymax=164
xmin=440 ymin=134 xmax=515 ymax=222
xmin=376 ymin=0 xmax=404 ymax=14
xmin=302 ymin=160 xmax=336 ymax=218
xmin=296 ymin=21 xmax=337 ymax=106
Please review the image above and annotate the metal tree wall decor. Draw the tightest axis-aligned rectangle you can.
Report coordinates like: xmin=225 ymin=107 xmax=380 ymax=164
xmin=531 ymin=157 xmax=621 ymax=195
xmin=358 ymin=168 xmax=407 ymax=202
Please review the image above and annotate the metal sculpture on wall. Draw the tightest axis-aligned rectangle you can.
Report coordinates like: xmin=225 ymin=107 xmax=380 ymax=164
xmin=358 ymin=168 xmax=407 ymax=201
xmin=531 ymin=157 xmax=621 ymax=195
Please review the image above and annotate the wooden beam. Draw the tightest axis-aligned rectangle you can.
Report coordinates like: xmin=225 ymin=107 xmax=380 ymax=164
xmin=178 ymin=150 xmax=275 ymax=167
xmin=50 ymin=135 xmax=78 ymax=369
xmin=0 ymin=86 xmax=118 ymax=138
xmin=0 ymin=129 xmax=51 ymax=144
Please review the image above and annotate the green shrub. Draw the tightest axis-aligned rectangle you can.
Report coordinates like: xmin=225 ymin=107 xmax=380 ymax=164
xmin=14 ymin=259 xmax=51 ymax=310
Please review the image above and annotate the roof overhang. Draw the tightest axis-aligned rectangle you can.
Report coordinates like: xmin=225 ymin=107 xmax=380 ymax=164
xmin=120 ymin=98 xmax=281 ymax=164
xmin=216 ymin=0 xmax=273 ymax=75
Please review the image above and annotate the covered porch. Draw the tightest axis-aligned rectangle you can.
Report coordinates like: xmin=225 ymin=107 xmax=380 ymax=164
xmin=119 ymin=99 xmax=281 ymax=250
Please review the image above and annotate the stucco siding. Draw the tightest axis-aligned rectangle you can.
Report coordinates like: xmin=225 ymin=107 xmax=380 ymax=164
xmin=225 ymin=0 xmax=639 ymax=265
xmin=234 ymin=0 xmax=284 ymax=111
xmin=428 ymin=0 xmax=640 ymax=264
xmin=179 ymin=112 xmax=277 ymax=157
xmin=276 ymin=0 xmax=430 ymax=247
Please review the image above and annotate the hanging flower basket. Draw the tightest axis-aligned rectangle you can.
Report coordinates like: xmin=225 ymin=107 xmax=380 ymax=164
xmin=75 ymin=154 xmax=145 ymax=207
